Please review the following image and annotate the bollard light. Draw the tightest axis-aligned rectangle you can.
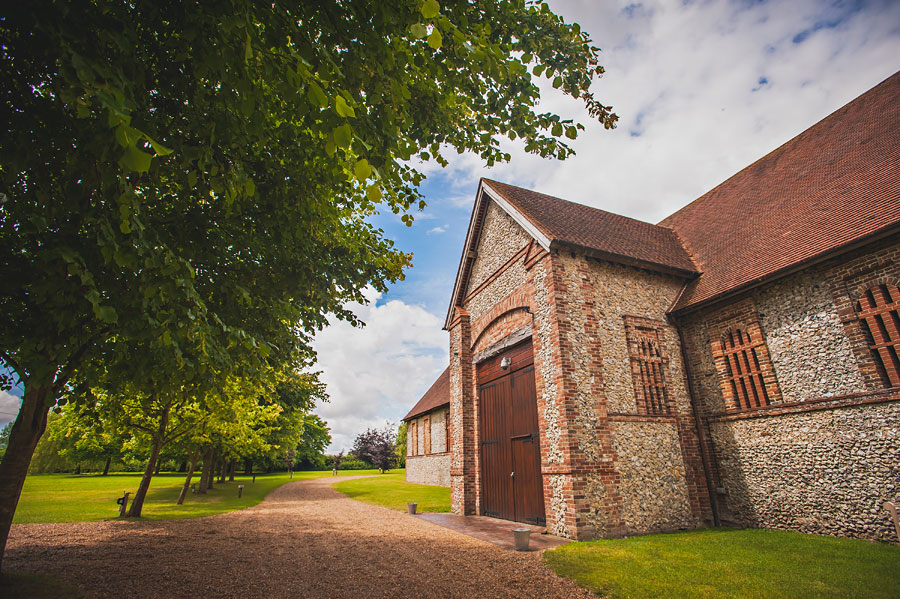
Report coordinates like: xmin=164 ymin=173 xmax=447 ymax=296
xmin=238 ymin=484 xmax=245 ymax=498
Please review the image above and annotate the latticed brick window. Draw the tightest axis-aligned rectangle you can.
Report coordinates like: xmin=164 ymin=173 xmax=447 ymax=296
xmin=625 ymin=319 xmax=671 ymax=415
xmin=856 ymin=283 xmax=900 ymax=388
xmin=719 ymin=328 xmax=772 ymax=410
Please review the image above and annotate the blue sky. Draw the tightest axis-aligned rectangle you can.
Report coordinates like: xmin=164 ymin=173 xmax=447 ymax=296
xmin=4 ymin=1 xmax=900 ymax=453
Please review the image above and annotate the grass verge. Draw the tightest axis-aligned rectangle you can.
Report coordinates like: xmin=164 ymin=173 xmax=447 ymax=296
xmin=13 ymin=470 xmax=380 ymax=524
xmin=333 ymin=471 xmax=450 ymax=512
xmin=543 ymin=527 xmax=900 ymax=599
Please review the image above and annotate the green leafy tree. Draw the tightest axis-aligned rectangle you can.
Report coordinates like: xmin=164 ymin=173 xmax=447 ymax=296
xmin=395 ymin=421 xmax=408 ymax=469
xmin=0 ymin=0 xmax=615 ymax=564
xmin=294 ymin=414 xmax=332 ymax=470
xmin=53 ymin=401 xmax=130 ymax=475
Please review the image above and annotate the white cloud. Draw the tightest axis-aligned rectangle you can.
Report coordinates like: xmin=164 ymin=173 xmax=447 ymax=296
xmin=312 ymin=287 xmax=448 ymax=452
xmin=428 ymin=0 xmax=900 ymax=222
xmin=0 ymin=390 xmax=22 ymax=427
xmin=427 ymin=225 xmax=448 ymax=235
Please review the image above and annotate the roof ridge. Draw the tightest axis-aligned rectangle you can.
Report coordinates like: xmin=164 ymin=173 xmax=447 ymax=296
xmin=484 ymin=178 xmax=675 ymax=232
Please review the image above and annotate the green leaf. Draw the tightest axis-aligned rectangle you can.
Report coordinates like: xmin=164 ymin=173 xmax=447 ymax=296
xmin=335 ymin=95 xmax=356 ymax=118
xmin=427 ymin=29 xmax=442 ymax=50
xmin=333 ymin=124 xmax=352 ymax=149
xmin=96 ymin=305 xmax=118 ymax=324
xmin=353 ymin=159 xmax=372 ymax=180
xmin=244 ymin=32 xmax=253 ymax=61
xmin=421 ymin=0 xmax=440 ymax=19
xmin=553 ymin=76 xmax=563 ymax=89
xmin=565 ymin=126 xmax=577 ymax=139
xmin=552 ymin=123 xmax=562 ymax=137
xmin=148 ymin=138 xmax=173 ymax=156
xmin=307 ymin=83 xmax=328 ymax=108
xmin=409 ymin=23 xmax=428 ymax=39
xmin=325 ymin=140 xmax=337 ymax=156
xmin=119 ymin=145 xmax=153 ymax=173
xmin=366 ymin=185 xmax=382 ymax=202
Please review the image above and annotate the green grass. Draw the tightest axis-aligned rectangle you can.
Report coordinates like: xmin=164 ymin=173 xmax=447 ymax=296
xmin=333 ymin=471 xmax=450 ymax=512
xmin=543 ymin=527 xmax=900 ymax=599
xmin=0 ymin=572 xmax=84 ymax=598
xmin=13 ymin=469 xmax=380 ymax=524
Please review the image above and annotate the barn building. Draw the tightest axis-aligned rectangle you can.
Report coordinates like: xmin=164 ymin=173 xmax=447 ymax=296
xmin=403 ymin=367 xmax=451 ymax=486
xmin=438 ymin=72 xmax=900 ymax=541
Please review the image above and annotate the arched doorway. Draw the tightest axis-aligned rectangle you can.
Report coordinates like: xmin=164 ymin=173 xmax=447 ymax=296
xmin=477 ymin=339 xmax=545 ymax=524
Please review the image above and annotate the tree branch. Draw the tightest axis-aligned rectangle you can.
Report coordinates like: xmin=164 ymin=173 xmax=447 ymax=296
xmin=0 ymin=350 xmax=24 ymax=385
xmin=52 ymin=327 xmax=113 ymax=394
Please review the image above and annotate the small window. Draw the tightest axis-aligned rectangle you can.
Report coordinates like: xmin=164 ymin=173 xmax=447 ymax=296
xmin=856 ymin=283 xmax=900 ymax=388
xmin=720 ymin=328 xmax=771 ymax=410
xmin=627 ymin=324 xmax=671 ymax=415
xmin=408 ymin=421 xmax=417 ymax=456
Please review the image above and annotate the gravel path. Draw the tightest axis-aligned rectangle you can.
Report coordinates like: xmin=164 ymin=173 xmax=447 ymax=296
xmin=5 ymin=476 xmax=595 ymax=598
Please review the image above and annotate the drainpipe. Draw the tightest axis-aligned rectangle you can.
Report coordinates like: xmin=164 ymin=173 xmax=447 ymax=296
xmin=674 ymin=319 xmax=721 ymax=527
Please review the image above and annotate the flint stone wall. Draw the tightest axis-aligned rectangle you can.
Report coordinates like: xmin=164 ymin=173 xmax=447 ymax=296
xmin=612 ymin=420 xmax=695 ymax=532
xmin=679 ymin=241 xmax=900 ymax=541
xmin=551 ymin=253 xmax=700 ymax=536
xmin=406 ymin=454 xmax=451 ymax=487
xmin=756 ymin=266 xmax=866 ymax=402
xmin=467 ymin=201 xmax=531 ymax=292
xmin=588 ymin=260 xmax=692 ymax=414
xmin=710 ymin=401 xmax=900 ymax=540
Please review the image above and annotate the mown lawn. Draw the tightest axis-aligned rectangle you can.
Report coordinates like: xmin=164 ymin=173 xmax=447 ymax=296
xmin=14 ymin=470 xmax=379 ymax=524
xmin=333 ymin=471 xmax=450 ymax=513
xmin=543 ymin=527 xmax=900 ymax=599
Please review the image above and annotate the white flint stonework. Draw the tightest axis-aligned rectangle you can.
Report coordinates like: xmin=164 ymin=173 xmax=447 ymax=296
xmin=755 ymin=267 xmax=866 ymax=401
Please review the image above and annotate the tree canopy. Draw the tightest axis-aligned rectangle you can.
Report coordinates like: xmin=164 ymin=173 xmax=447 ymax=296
xmin=0 ymin=0 xmax=615 ymax=565
xmin=353 ymin=425 xmax=398 ymax=473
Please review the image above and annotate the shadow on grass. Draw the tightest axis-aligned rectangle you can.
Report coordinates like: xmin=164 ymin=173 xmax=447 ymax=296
xmin=1 ymin=572 xmax=84 ymax=599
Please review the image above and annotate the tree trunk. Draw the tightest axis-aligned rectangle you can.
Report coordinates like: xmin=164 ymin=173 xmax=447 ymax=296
xmin=154 ymin=459 xmax=162 ymax=475
xmin=127 ymin=401 xmax=171 ymax=517
xmin=217 ymin=457 xmax=226 ymax=483
xmin=244 ymin=459 xmax=252 ymax=476
xmin=178 ymin=460 xmax=187 ymax=473
xmin=197 ymin=447 xmax=213 ymax=495
xmin=176 ymin=447 xmax=200 ymax=505
xmin=228 ymin=459 xmax=235 ymax=481
xmin=102 ymin=457 xmax=111 ymax=476
xmin=207 ymin=448 xmax=218 ymax=490
xmin=0 ymin=384 xmax=52 ymax=570
xmin=75 ymin=463 xmax=81 ymax=475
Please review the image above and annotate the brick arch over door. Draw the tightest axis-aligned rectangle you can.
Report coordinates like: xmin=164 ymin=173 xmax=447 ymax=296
xmin=470 ymin=288 xmax=533 ymax=346
xmin=471 ymin=307 xmax=532 ymax=356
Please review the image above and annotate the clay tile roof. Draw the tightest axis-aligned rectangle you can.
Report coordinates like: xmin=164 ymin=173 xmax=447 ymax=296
xmin=662 ymin=71 xmax=900 ymax=312
xmin=483 ymin=179 xmax=698 ymax=275
xmin=403 ymin=367 xmax=450 ymax=421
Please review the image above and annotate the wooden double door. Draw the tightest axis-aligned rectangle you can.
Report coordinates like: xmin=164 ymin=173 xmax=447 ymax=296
xmin=478 ymin=341 xmax=545 ymax=525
